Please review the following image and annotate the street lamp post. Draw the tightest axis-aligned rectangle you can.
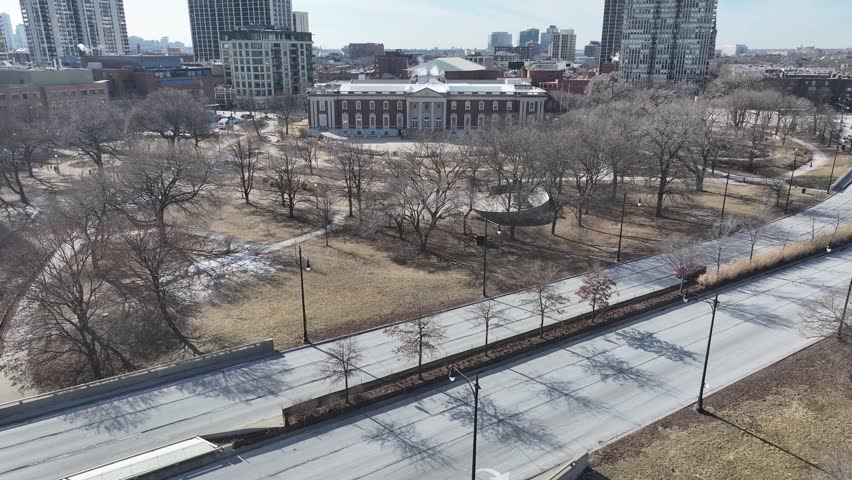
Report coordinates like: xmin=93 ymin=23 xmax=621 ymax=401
xmin=482 ymin=218 xmax=502 ymax=297
xmin=827 ymin=144 xmax=841 ymax=194
xmin=449 ymin=367 xmax=481 ymax=480
xmin=719 ymin=173 xmax=730 ymax=223
xmin=784 ymin=150 xmax=800 ymax=215
xmin=684 ymin=293 xmax=720 ymax=414
xmin=298 ymin=245 xmax=311 ymax=344
xmin=839 ymin=274 xmax=852 ymax=340
xmin=616 ymin=194 xmax=641 ymax=262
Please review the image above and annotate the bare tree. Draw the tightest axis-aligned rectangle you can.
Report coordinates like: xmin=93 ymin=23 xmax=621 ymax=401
xmin=800 ymin=293 xmax=850 ymax=341
xmin=461 ymin=151 xmax=486 ymax=236
xmin=314 ymin=183 xmax=335 ymax=247
xmin=113 ymin=226 xmax=203 ymax=355
xmin=472 ymin=299 xmax=505 ymax=356
xmin=568 ymin=111 xmax=621 ymax=227
xmin=128 ymin=89 xmax=211 ymax=146
xmin=686 ymin=100 xmax=722 ymax=191
xmin=63 ymin=102 xmax=126 ymax=174
xmin=1 ymin=209 xmax=138 ymax=390
xmin=332 ymin=143 xmax=379 ymax=218
xmin=740 ymin=206 xmax=770 ymax=260
xmin=270 ymin=93 xmax=306 ymax=136
xmin=638 ymin=92 xmax=695 ymax=217
xmin=293 ymin=136 xmax=320 ymax=175
xmin=385 ymin=137 xmax=468 ymax=250
xmin=267 ymin=145 xmax=303 ymax=218
xmin=661 ymin=236 xmax=701 ymax=293
xmin=384 ymin=294 xmax=447 ymax=379
xmin=319 ymin=337 xmax=363 ymax=402
xmin=228 ymin=136 xmax=263 ymax=205
xmin=112 ymin=146 xmax=216 ymax=241
xmin=524 ymin=263 xmax=569 ymax=338
xmin=577 ymin=266 xmax=617 ymax=319
xmin=710 ymin=217 xmax=740 ymax=272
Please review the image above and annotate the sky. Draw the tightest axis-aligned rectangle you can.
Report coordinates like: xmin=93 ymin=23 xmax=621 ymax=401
xmin=0 ymin=0 xmax=850 ymax=51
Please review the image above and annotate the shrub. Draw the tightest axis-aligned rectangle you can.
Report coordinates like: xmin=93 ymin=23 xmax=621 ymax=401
xmin=699 ymin=223 xmax=852 ymax=288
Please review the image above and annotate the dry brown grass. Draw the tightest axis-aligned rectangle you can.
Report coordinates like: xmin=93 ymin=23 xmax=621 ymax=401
xmin=583 ymin=339 xmax=852 ymax=480
xmin=699 ymin=223 xmax=852 ymax=288
xmin=196 ymin=236 xmax=481 ymax=349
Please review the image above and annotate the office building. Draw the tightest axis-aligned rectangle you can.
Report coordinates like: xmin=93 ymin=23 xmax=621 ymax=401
xmin=488 ymin=32 xmax=512 ymax=51
xmin=495 ymin=45 xmax=532 ymax=61
xmin=540 ymin=25 xmax=558 ymax=52
xmin=14 ymin=24 xmax=27 ymax=49
xmin=220 ymin=29 xmax=313 ymax=106
xmin=600 ymin=0 xmax=625 ymax=64
xmin=620 ymin=0 xmax=718 ymax=84
xmin=188 ymin=0 xmax=293 ymax=62
xmin=307 ymin=77 xmax=546 ymax=137
xmin=720 ymin=44 xmax=748 ymax=57
xmin=374 ymin=50 xmax=413 ymax=79
xmin=519 ymin=28 xmax=539 ymax=47
xmin=584 ymin=41 xmax=601 ymax=62
xmin=0 ymin=13 xmax=14 ymax=50
xmin=21 ymin=0 xmax=129 ymax=66
xmin=549 ymin=29 xmax=576 ymax=62
xmin=0 ymin=68 xmax=109 ymax=112
xmin=293 ymin=11 xmax=309 ymax=32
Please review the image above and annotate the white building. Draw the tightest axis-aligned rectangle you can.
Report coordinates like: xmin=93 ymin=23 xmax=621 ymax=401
xmin=21 ymin=0 xmax=129 ymax=66
xmin=620 ymin=0 xmax=718 ymax=84
xmin=307 ymin=77 xmax=547 ymax=138
xmin=549 ymin=29 xmax=576 ymax=62
xmin=14 ymin=24 xmax=27 ymax=49
xmin=293 ymin=11 xmax=309 ymax=33
xmin=721 ymin=44 xmax=748 ymax=57
xmin=220 ymin=29 xmax=313 ymax=106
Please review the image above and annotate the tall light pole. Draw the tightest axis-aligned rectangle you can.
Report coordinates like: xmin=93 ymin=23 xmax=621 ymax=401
xmin=784 ymin=149 xmax=800 ymax=215
xmin=482 ymin=218 xmax=502 ymax=297
xmin=449 ymin=367 xmax=481 ymax=480
xmin=827 ymin=143 xmax=841 ymax=194
xmin=839 ymin=274 xmax=852 ymax=340
xmin=684 ymin=293 xmax=720 ymax=414
xmin=616 ymin=193 xmax=641 ymax=262
xmin=298 ymin=245 xmax=311 ymax=344
xmin=719 ymin=173 xmax=730 ymax=222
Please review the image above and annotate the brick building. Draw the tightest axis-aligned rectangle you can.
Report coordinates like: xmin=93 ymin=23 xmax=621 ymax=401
xmin=0 ymin=68 xmax=108 ymax=112
xmin=307 ymin=76 xmax=547 ymax=138
xmin=84 ymin=55 xmax=224 ymax=102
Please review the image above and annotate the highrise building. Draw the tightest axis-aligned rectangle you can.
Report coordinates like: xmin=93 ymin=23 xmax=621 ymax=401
xmin=549 ymin=29 xmax=576 ymax=62
xmin=188 ymin=0 xmax=293 ymax=62
xmin=488 ymin=32 xmax=512 ymax=51
xmin=21 ymin=0 xmax=129 ymax=66
xmin=0 ymin=13 xmax=14 ymax=50
xmin=293 ymin=11 xmax=309 ymax=33
xmin=220 ymin=29 xmax=313 ymax=105
xmin=620 ymin=0 xmax=718 ymax=84
xmin=600 ymin=0 xmax=625 ymax=64
xmin=14 ymin=24 xmax=28 ymax=49
xmin=519 ymin=28 xmax=539 ymax=47
xmin=584 ymin=41 xmax=601 ymax=63
xmin=539 ymin=25 xmax=558 ymax=51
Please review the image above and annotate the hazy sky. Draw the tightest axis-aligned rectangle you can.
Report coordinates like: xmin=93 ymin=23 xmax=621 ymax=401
xmin=1 ymin=0 xmax=850 ymax=50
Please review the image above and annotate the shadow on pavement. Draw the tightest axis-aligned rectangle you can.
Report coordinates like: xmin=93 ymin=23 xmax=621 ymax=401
xmin=360 ymin=416 xmax=452 ymax=470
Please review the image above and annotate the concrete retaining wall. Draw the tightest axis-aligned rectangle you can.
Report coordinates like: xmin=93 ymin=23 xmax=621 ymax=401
xmin=0 ymin=339 xmax=275 ymax=426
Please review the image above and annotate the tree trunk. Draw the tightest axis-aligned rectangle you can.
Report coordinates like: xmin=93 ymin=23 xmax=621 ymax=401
xmin=550 ymin=211 xmax=559 ymax=236
xmin=655 ymin=179 xmax=666 ymax=218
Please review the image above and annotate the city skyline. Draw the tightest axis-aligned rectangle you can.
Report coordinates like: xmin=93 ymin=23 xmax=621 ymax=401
xmin=0 ymin=0 xmax=849 ymax=51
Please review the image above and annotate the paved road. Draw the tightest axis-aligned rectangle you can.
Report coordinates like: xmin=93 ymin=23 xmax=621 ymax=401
xmin=180 ymin=245 xmax=852 ymax=480
xmin=0 ymin=141 xmax=850 ymax=479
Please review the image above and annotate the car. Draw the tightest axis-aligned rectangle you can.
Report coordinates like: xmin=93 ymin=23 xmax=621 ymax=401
xmin=675 ymin=263 xmax=707 ymax=280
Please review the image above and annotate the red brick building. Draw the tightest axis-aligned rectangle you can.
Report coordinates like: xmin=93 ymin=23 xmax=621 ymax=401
xmin=0 ymin=69 xmax=109 ymax=113
xmin=308 ymin=77 xmax=547 ymax=138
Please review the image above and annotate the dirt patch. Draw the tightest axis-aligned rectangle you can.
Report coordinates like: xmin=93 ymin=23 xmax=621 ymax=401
xmin=582 ymin=338 xmax=852 ymax=480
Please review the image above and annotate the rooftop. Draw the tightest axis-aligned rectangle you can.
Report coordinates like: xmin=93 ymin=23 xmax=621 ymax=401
xmin=406 ymin=57 xmax=486 ymax=76
xmin=311 ymin=77 xmax=546 ymax=96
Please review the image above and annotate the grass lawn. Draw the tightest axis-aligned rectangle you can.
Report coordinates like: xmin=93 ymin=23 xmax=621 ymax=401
xmin=582 ymin=338 xmax=852 ymax=480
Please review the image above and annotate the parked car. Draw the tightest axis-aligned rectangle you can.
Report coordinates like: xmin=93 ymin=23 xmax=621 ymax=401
xmin=675 ymin=263 xmax=707 ymax=280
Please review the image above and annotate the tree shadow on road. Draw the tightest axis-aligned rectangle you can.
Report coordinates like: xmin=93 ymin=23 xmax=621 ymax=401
xmin=721 ymin=302 xmax=796 ymax=330
xmin=360 ymin=416 xmax=452 ymax=471
xmin=571 ymin=346 xmax=673 ymax=394
xmin=614 ymin=328 xmax=699 ymax=364
xmin=441 ymin=389 xmax=563 ymax=451
xmin=509 ymin=368 xmax=612 ymax=416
